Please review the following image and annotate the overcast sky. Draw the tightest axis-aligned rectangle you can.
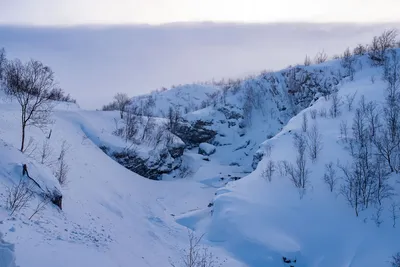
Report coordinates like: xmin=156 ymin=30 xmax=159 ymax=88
xmin=1 ymin=0 xmax=399 ymax=25
xmin=0 ymin=1 xmax=399 ymax=109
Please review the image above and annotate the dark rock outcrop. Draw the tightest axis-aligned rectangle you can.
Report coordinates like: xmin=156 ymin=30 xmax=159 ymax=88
xmin=173 ymin=120 xmax=217 ymax=148
xmin=167 ymin=143 xmax=185 ymax=158
xmin=104 ymin=148 xmax=181 ymax=180
xmin=252 ymin=150 xmax=264 ymax=170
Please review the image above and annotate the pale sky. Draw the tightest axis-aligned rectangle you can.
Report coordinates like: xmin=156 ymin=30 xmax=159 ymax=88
xmin=2 ymin=23 xmax=398 ymax=109
xmin=0 ymin=0 xmax=399 ymax=25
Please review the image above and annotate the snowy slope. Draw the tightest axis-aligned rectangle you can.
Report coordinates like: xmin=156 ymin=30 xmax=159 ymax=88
xmin=1 ymin=47 xmax=400 ymax=267
xmin=131 ymin=83 xmax=220 ymax=117
xmin=176 ymin=54 xmax=400 ymax=266
xmin=0 ymin=96 xmax=243 ymax=267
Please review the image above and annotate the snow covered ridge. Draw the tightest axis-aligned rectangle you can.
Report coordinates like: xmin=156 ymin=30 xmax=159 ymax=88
xmin=130 ymin=83 xmax=220 ymax=117
xmin=177 ymin=48 xmax=400 ymax=267
xmin=121 ymin=52 xmax=350 ymax=172
xmin=1 ymin=31 xmax=400 ymax=267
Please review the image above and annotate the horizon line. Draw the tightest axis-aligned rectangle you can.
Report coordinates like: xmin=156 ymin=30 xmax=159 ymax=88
xmin=0 ymin=20 xmax=400 ymax=29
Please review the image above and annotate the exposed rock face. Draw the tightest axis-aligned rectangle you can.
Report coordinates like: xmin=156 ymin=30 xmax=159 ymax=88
xmin=198 ymin=143 xmax=216 ymax=156
xmin=217 ymin=107 xmax=243 ymax=120
xmin=252 ymin=150 xmax=264 ymax=170
xmin=50 ymin=190 xmax=63 ymax=210
xmin=167 ymin=143 xmax=185 ymax=158
xmin=102 ymin=148 xmax=181 ymax=180
xmin=173 ymin=120 xmax=217 ymax=148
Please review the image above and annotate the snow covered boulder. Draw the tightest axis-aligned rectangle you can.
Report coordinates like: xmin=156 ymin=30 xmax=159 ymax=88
xmin=0 ymin=233 xmax=17 ymax=267
xmin=0 ymin=142 xmax=63 ymax=209
xmin=198 ymin=143 xmax=216 ymax=156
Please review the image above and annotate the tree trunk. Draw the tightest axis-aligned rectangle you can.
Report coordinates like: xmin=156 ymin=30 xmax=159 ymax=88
xmin=20 ymin=123 xmax=25 ymax=152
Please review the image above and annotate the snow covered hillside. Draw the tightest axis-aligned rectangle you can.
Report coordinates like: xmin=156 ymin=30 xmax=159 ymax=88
xmin=177 ymin=50 xmax=400 ymax=266
xmin=0 ymin=95 xmax=243 ymax=267
xmin=1 ymin=32 xmax=400 ymax=267
xmin=128 ymin=60 xmax=348 ymax=172
xmin=130 ymin=83 xmax=220 ymax=117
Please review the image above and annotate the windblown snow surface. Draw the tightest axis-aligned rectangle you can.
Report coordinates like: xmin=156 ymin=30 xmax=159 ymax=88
xmin=177 ymin=57 xmax=400 ymax=267
xmin=0 ymin=52 xmax=399 ymax=267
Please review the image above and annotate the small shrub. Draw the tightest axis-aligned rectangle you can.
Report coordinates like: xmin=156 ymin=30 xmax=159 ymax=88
xmin=310 ymin=109 xmax=317 ymax=119
xmin=6 ymin=178 xmax=34 ymax=216
xmin=319 ymin=108 xmax=327 ymax=118
xmin=261 ymin=160 xmax=275 ymax=182
xmin=323 ymin=162 xmax=338 ymax=192
xmin=171 ymin=231 xmax=218 ymax=267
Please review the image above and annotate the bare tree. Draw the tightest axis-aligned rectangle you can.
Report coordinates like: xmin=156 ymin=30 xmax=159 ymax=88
xmin=166 ymin=106 xmax=181 ymax=133
xmin=345 ymin=92 xmax=357 ymax=111
xmin=382 ymin=50 xmax=400 ymax=146
xmin=341 ymin=47 xmax=357 ymax=80
xmin=314 ymin=50 xmax=328 ymax=64
xmin=123 ymin=109 xmax=140 ymax=142
xmin=283 ymin=133 xmax=310 ymax=196
xmin=55 ymin=141 xmax=70 ymax=186
xmin=374 ymin=129 xmax=400 ymax=172
xmin=113 ymin=93 xmax=131 ymax=119
xmin=301 ymin=113 xmax=308 ymax=132
xmin=323 ymin=162 xmax=338 ymax=192
xmin=353 ymin=44 xmax=367 ymax=56
xmin=304 ymin=55 xmax=311 ymax=66
xmin=390 ymin=202 xmax=399 ymax=228
xmin=6 ymin=177 xmax=34 ymax=216
xmin=339 ymin=99 xmax=393 ymax=216
xmin=171 ymin=231 xmax=217 ymax=267
xmin=261 ymin=160 xmax=275 ymax=182
xmin=374 ymin=87 xmax=400 ymax=173
xmin=40 ymin=139 xmax=54 ymax=166
xmin=338 ymin=163 xmax=362 ymax=216
xmin=374 ymin=157 xmax=393 ymax=206
xmin=2 ymin=59 xmax=56 ymax=152
xmin=371 ymin=206 xmax=383 ymax=227
xmin=276 ymin=160 xmax=287 ymax=177
xmin=365 ymin=101 xmax=381 ymax=141
xmin=307 ymin=124 xmax=323 ymax=162
xmin=310 ymin=109 xmax=317 ymax=120
xmin=319 ymin=107 xmax=327 ymax=118
xmin=368 ymin=29 xmax=398 ymax=65
xmin=339 ymin=120 xmax=349 ymax=142
xmin=329 ymin=93 xmax=342 ymax=118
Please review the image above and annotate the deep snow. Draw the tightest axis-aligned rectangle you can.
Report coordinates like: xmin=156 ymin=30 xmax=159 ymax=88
xmin=0 ymin=96 xmax=243 ymax=267
xmin=178 ymin=55 xmax=400 ymax=267
xmin=0 ymin=50 xmax=400 ymax=267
